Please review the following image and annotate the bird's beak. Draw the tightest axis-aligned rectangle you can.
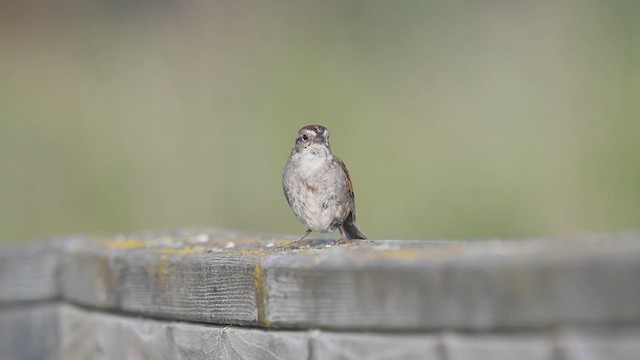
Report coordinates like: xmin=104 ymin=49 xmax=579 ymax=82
xmin=315 ymin=134 xmax=326 ymax=145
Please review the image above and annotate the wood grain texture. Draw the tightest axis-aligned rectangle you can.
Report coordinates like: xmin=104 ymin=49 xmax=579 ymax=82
xmin=0 ymin=240 xmax=63 ymax=304
xmin=441 ymin=333 xmax=554 ymax=360
xmin=0 ymin=304 xmax=61 ymax=360
xmin=168 ymin=322 xmax=310 ymax=360
xmin=215 ymin=326 xmax=308 ymax=360
xmin=61 ymin=305 xmax=174 ymax=360
xmin=557 ymin=327 xmax=640 ymax=360
xmin=61 ymin=305 xmax=309 ymax=360
xmin=62 ymin=228 xmax=292 ymax=325
xmin=5 ymin=229 xmax=640 ymax=359
xmin=6 ymin=304 xmax=640 ymax=360
xmin=265 ymin=233 xmax=640 ymax=330
xmin=5 ymin=228 xmax=640 ymax=333
xmin=311 ymin=331 xmax=440 ymax=360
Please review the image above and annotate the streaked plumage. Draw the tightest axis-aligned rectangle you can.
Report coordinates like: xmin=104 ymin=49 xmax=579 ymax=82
xmin=283 ymin=124 xmax=366 ymax=245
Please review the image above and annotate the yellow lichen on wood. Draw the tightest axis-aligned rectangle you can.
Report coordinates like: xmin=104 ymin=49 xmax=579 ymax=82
xmin=151 ymin=248 xmax=206 ymax=289
xmin=155 ymin=254 xmax=169 ymax=288
xmin=103 ymin=239 xmax=147 ymax=250
xmin=253 ymin=263 xmax=272 ymax=328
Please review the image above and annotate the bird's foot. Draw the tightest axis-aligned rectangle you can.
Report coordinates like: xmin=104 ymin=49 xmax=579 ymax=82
xmin=286 ymin=240 xmax=302 ymax=249
xmin=281 ymin=229 xmax=312 ymax=250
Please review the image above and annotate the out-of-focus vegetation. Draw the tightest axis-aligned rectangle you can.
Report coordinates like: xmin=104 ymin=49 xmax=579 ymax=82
xmin=1 ymin=1 xmax=639 ymax=244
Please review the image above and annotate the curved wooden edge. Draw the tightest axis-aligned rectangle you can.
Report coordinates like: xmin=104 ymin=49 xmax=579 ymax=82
xmin=3 ymin=228 xmax=640 ymax=331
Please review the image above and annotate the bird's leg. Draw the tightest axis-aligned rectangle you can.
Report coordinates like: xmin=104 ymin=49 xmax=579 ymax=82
xmin=331 ymin=225 xmax=354 ymax=245
xmin=289 ymin=229 xmax=312 ymax=249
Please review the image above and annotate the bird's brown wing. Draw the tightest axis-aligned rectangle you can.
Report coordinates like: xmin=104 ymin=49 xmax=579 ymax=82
xmin=333 ymin=156 xmax=356 ymax=221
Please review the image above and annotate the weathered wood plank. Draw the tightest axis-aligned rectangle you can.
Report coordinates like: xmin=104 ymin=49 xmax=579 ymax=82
xmin=211 ymin=326 xmax=308 ymax=360
xmin=4 ymin=229 xmax=640 ymax=359
xmin=311 ymin=331 xmax=440 ymax=360
xmin=0 ymin=304 xmax=60 ymax=360
xmin=264 ymin=233 xmax=640 ymax=330
xmin=61 ymin=305 xmax=175 ymax=360
xmin=61 ymin=228 xmax=290 ymax=325
xmin=23 ymin=229 xmax=640 ymax=332
xmin=170 ymin=320 xmax=223 ymax=359
xmin=20 ymin=304 xmax=640 ymax=360
xmin=441 ymin=333 xmax=554 ymax=360
xmin=61 ymin=305 xmax=309 ymax=360
xmin=557 ymin=327 xmax=640 ymax=360
xmin=0 ymin=240 xmax=62 ymax=304
xmin=173 ymin=323 xmax=309 ymax=360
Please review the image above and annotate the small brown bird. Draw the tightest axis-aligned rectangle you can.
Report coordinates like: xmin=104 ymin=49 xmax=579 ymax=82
xmin=283 ymin=124 xmax=366 ymax=247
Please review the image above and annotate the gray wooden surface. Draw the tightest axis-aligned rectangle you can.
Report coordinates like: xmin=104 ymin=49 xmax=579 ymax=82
xmin=0 ymin=304 xmax=60 ymax=360
xmin=264 ymin=233 xmax=640 ymax=330
xmin=56 ymin=305 xmax=640 ymax=360
xmin=311 ymin=331 xmax=440 ymax=360
xmin=2 ymin=228 xmax=640 ymax=359
xmin=58 ymin=229 xmax=640 ymax=330
xmin=62 ymin=228 xmax=277 ymax=325
xmin=61 ymin=304 xmax=309 ymax=360
xmin=558 ymin=327 xmax=640 ymax=360
xmin=0 ymin=240 xmax=62 ymax=304
xmin=441 ymin=333 xmax=554 ymax=360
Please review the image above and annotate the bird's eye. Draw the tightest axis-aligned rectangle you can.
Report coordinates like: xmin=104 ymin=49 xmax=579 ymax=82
xmin=302 ymin=134 xmax=309 ymax=141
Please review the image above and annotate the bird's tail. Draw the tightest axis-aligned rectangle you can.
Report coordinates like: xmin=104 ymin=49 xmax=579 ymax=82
xmin=343 ymin=212 xmax=367 ymax=239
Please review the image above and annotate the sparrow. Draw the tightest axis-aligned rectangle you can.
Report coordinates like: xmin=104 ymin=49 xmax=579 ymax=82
xmin=283 ymin=124 xmax=367 ymax=247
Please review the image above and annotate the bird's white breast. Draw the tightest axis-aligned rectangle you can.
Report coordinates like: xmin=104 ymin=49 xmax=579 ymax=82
xmin=297 ymin=146 xmax=331 ymax=173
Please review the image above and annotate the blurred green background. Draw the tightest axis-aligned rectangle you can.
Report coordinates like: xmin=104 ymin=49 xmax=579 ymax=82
xmin=1 ymin=1 xmax=639 ymax=244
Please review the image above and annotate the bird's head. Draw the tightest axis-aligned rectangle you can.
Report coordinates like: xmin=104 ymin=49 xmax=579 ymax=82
xmin=294 ymin=124 xmax=331 ymax=151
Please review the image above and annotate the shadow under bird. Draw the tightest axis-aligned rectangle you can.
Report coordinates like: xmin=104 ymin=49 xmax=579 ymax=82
xmin=283 ymin=124 xmax=367 ymax=247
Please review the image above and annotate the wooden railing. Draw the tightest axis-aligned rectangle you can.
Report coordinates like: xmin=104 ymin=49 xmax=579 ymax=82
xmin=1 ymin=228 xmax=640 ymax=359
